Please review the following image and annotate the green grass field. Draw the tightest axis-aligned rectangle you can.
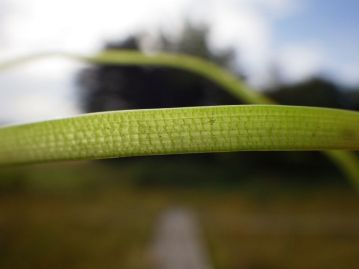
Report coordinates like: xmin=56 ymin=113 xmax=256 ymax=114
xmin=0 ymin=161 xmax=358 ymax=269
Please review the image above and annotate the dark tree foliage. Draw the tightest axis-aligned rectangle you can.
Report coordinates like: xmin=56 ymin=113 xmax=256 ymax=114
xmin=346 ymin=89 xmax=359 ymax=111
xmin=268 ymin=77 xmax=348 ymax=109
xmin=78 ymin=24 xmax=241 ymax=113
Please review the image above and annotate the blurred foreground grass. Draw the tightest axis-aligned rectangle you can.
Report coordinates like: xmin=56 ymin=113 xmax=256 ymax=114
xmin=0 ymin=160 xmax=358 ymax=269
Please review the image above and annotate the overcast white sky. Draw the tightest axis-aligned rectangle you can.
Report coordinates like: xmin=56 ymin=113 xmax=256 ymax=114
xmin=0 ymin=0 xmax=358 ymax=123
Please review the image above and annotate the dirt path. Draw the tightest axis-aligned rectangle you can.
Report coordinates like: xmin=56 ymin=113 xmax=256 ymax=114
xmin=151 ymin=208 xmax=213 ymax=269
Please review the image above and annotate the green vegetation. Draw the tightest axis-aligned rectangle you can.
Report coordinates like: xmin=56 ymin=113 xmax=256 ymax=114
xmin=0 ymin=28 xmax=358 ymax=268
xmin=0 ymin=50 xmax=359 ymax=189
xmin=1 ymin=105 xmax=358 ymax=165
xmin=0 ymin=162 xmax=358 ymax=269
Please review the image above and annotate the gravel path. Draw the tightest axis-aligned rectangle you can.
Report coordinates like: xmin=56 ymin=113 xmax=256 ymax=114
xmin=151 ymin=208 xmax=213 ymax=269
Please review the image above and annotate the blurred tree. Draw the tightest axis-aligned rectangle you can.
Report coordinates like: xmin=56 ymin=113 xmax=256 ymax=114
xmin=78 ymin=23 xmax=241 ymax=113
xmin=346 ymin=88 xmax=359 ymax=111
xmin=268 ymin=77 xmax=347 ymax=108
xmin=156 ymin=22 xmax=236 ymax=68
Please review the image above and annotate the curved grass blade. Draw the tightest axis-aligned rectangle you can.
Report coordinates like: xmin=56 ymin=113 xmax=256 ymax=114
xmin=0 ymin=105 xmax=358 ymax=165
xmin=0 ymin=50 xmax=358 ymax=188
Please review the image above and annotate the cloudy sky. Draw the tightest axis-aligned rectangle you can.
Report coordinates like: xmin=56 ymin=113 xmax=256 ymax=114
xmin=0 ymin=0 xmax=358 ymax=123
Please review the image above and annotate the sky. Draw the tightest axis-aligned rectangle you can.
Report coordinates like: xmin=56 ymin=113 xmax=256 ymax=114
xmin=0 ymin=0 xmax=358 ymax=123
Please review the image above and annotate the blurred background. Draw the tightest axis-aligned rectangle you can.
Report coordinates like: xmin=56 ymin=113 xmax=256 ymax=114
xmin=0 ymin=0 xmax=358 ymax=268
